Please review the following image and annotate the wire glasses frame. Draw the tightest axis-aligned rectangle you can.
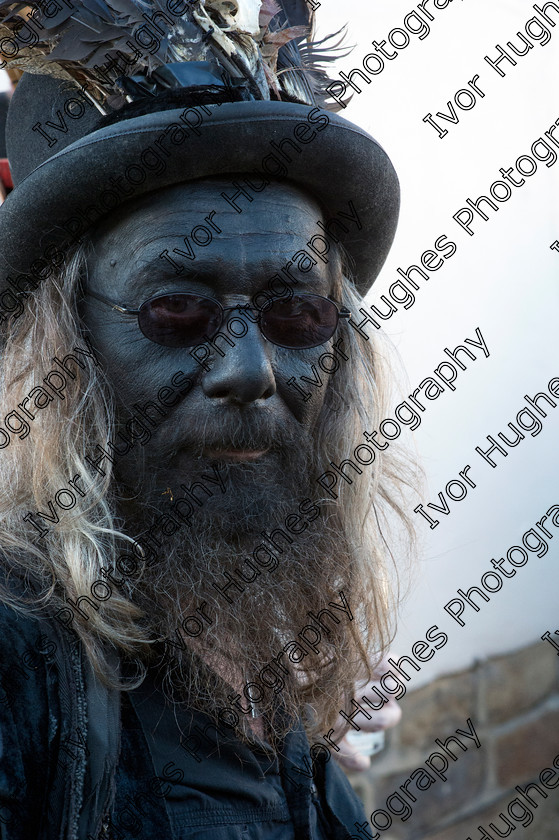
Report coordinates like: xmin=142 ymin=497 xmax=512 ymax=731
xmin=85 ymin=290 xmax=352 ymax=350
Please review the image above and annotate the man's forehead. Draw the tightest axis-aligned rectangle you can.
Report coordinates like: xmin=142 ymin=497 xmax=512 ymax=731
xmin=91 ymin=177 xmax=325 ymax=243
xmin=87 ymin=178 xmax=338 ymax=295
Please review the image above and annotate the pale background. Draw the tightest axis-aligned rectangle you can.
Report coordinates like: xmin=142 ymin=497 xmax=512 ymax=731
xmin=317 ymin=0 xmax=559 ymax=687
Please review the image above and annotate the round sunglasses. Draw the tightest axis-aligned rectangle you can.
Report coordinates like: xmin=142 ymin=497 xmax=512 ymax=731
xmin=86 ymin=291 xmax=351 ymax=350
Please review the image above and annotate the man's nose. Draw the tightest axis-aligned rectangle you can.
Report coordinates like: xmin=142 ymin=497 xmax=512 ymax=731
xmin=201 ymin=315 xmax=276 ymax=404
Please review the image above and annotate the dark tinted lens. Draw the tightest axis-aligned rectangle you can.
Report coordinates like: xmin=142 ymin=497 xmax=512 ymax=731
xmin=138 ymin=294 xmax=222 ymax=347
xmin=261 ymin=295 xmax=339 ymax=348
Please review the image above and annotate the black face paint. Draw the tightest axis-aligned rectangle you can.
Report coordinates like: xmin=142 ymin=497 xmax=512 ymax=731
xmin=81 ymin=178 xmax=342 ymax=511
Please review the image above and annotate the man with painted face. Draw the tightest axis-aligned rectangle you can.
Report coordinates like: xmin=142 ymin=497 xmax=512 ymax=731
xmin=0 ymin=2 xmax=405 ymax=838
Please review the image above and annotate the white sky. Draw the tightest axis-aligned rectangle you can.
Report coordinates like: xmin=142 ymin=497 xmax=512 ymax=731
xmin=316 ymin=0 xmax=559 ymax=684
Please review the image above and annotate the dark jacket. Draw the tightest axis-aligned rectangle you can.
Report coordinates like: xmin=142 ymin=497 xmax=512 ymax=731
xmin=0 ymin=601 xmax=368 ymax=840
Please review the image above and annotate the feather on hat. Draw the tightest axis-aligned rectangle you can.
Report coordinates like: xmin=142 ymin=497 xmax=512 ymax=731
xmin=0 ymin=0 xmax=344 ymax=110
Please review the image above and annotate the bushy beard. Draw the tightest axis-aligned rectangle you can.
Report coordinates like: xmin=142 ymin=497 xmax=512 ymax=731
xmin=112 ymin=411 xmax=356 ymax=741
xmin=126 ymin=507 xmax=354 ymax=744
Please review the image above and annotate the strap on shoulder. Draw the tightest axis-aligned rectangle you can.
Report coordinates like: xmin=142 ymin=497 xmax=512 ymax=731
xmin=38 ymin=616 xmax=121 ymax=840
xmin=78 ymin=651 xmax=121 ymax=840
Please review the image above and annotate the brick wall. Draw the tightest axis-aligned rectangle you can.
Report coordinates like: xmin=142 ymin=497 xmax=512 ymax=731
xmin=347 ymin=638 xmax=559 ymax=839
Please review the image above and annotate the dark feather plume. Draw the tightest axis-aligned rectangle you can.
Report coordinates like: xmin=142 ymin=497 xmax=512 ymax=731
xmin=0 ymin=0 xmax=349 ymax=112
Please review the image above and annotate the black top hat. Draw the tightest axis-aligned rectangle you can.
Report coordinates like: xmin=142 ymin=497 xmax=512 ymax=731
xmin=0 ymin=0 xmax=399 ymax=296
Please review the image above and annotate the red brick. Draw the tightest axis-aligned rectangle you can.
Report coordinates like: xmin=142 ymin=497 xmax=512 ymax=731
xmin=485 ymin=642 xmax=558 ymax=724
xmin=372 ymin=747 xmax=486 ymax=837
xmin=398 ymin=670 xmax=478 ymax=750
xmin=421 ymin=789 xmax=559 ymax=840
xmin=496 ymin=709 xmax=559 ymax=788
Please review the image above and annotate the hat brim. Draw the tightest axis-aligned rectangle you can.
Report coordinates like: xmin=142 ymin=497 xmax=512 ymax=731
xmin=0 ymin=101 xmax=399 ymax=296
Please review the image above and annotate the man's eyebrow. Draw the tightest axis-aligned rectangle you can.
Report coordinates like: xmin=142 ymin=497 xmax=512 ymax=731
xmin=121 ymin=257 xmax=207 ymax=297
xmin=254 ymin=251 xmax=335 ymax=281
xmin=119 ymin=251 xmax=334 ymax=299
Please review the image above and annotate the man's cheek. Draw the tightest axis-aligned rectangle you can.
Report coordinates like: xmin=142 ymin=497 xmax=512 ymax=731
xmin=276 ymin=368 xmax=328 ymax=425
xmin=100 ymin=358 xmax=201 ymax=425
xmin=275 ymin=346 xmax=334 ymax=423
xmin=81 ymin=299 xmax=202 ymax=392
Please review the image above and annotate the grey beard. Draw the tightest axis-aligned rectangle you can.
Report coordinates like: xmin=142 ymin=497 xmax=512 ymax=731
xmin=112 ymin=425 xmax=354 ymax=735
xmin=127 ymin=449 xmax=324 ymax=624
xmin=120 ymin=470 xmax=350 ymax=728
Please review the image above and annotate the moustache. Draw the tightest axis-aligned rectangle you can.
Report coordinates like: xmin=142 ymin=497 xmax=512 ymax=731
xmin=151 ymin=404 xmax=309 ymax=460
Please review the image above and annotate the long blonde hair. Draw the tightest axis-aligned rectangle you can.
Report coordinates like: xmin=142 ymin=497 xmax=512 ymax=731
xmin=0 ymin=242 xmax=416 ymax=739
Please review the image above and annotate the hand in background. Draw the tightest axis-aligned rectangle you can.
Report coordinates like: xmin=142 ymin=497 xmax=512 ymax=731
xmin=332 ymin=655 xmax=403 ymax=772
